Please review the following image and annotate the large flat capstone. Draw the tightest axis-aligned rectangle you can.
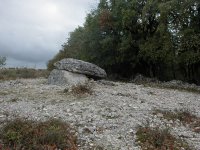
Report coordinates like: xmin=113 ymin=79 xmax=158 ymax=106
xmin=54 ymin=58 xmax=107 ymax=78
xmin=48 ymin=69 xmax=89 ymax=86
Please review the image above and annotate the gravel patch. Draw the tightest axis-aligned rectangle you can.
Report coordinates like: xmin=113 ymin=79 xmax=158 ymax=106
xmin=0 ymin=78 xmax=200 ymax=149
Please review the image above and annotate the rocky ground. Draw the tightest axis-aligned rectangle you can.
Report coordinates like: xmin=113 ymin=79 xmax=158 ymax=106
xmin=0 ymin=78 xmax=200 ymax=149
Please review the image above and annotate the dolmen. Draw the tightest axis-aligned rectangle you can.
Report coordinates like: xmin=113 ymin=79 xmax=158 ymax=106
xmin=48 ymin=58 xmax=107 ymax=86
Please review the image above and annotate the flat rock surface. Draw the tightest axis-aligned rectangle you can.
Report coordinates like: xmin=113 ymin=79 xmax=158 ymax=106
xmin=54 ymin=58 xmax=107 ymax=78
xmin=0 ymin=78 xmax=200 ymax=149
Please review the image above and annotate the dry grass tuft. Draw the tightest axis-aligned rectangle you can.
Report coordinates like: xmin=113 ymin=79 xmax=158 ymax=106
xmin=154 ymin=109 xmax=200 ymax=133
xmin=0 ymin=118 xmax=78 ymax=150
xmin=136 ymin=126 xmax=191 ymax=150
xmin=64 ymin=84 xmax=93 ymax=97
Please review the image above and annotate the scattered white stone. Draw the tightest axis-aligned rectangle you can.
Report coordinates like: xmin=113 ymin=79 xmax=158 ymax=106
xmin=0 ymin=78 xmax=199 ymax=149
xmin=157 ymin=113 xmax=164 ymax=118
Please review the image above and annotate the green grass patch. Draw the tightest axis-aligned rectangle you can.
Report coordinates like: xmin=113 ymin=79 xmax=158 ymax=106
xmin=0 ymin=118 xmax=77 ymax=150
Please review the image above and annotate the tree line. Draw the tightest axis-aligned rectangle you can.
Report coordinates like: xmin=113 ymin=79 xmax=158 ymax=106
xmin=48 ymin=0 xmax=200 ymax=84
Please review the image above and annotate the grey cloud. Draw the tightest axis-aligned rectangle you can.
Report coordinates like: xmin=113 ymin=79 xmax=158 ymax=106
xmin=0 ymin=0 xmax=98 ymax=68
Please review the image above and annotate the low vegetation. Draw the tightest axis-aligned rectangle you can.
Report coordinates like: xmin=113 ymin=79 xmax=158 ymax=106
xmin=64 ymin=84 xmax=93 ymax=97
xmin=136 ymin=126 xmax=191 ymax=150
xmin=147 ymin=83 xmax=200 ymax=94
xmin=133 ymin=76 xmax=200 ymax=94
xmin=0 ymin=118 xmax=77 ymax=150
xmin=0 ymin=68 xmax=49 ymax=80
xmin=154 ymin=109 xmax=200 ymax=133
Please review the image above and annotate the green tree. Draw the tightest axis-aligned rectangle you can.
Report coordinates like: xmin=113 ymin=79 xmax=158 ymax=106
xmin=139 ymin=0 xmax=175 ymax=79
xmin=178 ymin=1 xmax=200 ymax=82
xmin=48 ymin=0 xmax=200 ymax=84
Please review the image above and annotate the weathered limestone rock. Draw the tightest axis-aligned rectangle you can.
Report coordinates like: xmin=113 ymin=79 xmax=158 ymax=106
xmin=48 ymin=69 xmax=88 ymax=86
xmin=54 ymin=58 xmax=107 ymax=78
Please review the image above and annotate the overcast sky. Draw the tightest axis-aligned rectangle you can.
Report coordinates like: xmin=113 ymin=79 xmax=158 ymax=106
xmin=0 ymin=0 xmax=98 ymax=68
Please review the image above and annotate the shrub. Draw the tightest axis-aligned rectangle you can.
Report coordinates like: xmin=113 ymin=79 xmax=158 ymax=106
xmin=0 ymin=118 xmax=77 ymax=150
xmin=136 ymin=126 xmax=191 ymax=150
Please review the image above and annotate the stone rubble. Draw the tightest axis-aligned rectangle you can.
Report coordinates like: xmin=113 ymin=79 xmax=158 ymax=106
xmin=0 ymin=78 xmax=200 ymax=149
